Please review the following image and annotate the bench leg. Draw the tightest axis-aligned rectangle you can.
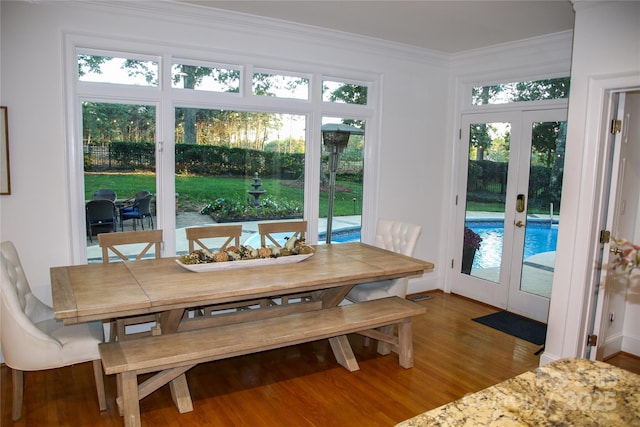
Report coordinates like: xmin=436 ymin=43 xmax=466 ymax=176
xmin=120 ymin=371 xmax=141 ymax=427
xmin=328 ymin=335 xmax=360 ymax=372
xmin=397 ymin=319 xmax=414 ymax=369
xmin=169 ymin=374 xmax=194 ymax=413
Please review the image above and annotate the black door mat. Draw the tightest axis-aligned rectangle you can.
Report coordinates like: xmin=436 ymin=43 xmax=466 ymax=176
xmin=472 ymin=311 xmax=547 ymax=345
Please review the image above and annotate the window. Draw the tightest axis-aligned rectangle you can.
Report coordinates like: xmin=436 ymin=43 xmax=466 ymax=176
xmin=323 ymin=80 xmax=368 ymax=105
xmin=71 ymin=41 xmax=378 ymax=263
xmin=472 ymin=77 xmax=570 ymax=105
xmin=171 ymin=61 xmax=240 ymax=93
xmin=78 ymin=53 xmax=159 ymax=87
xmin=252 ymin=71 xmax=309 ymax=100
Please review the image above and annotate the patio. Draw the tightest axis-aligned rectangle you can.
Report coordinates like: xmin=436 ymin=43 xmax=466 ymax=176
xmin=86 ymin=212 xmax=362 ymax=261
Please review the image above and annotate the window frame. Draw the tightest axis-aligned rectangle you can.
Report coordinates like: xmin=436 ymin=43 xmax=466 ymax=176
xmin=65 ymin=34 xmax=381 ymax=264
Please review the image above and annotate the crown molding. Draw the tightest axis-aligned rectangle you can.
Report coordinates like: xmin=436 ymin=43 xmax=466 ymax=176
xmin=450 ymin=30 xmax=574 ymax=80
xmin=53 ymin=0 xmax=450 ymax=69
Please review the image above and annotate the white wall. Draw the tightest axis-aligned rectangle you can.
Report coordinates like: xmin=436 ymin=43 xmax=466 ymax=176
xmin=542 ymin=1 xmax=640 ymax=364
xmin=0 ymin=0 xmax=449 ymax=306
xmin=6 ymin=0 xmax=633 ymax=371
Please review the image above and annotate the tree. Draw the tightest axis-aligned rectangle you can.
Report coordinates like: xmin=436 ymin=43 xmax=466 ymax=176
xmin=469 ymin=124 xmax=491 ymax=160
xmin=82 ymin=102 xmax=155 ymax=144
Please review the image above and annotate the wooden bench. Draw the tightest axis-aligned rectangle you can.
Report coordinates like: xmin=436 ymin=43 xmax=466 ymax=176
xmin=99 ymin=296 xmax=426 ymax=427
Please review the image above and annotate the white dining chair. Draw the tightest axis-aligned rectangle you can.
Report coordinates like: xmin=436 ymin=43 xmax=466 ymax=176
xmin=0 ymin=241 xmax=107 ymax=421
xmin=345 ymin=218 xmax=422 ymax=302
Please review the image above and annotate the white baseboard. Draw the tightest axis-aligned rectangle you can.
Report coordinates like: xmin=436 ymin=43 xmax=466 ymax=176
xmin=622 ymin=335 xmax=640 ymax=357
xmin=407 ymin=274 xmax=441 ymax=294
xmin=540 ymin=352 xmax=560 ymax=366
xmin=601 ymin=333 xmax=624 ymax=359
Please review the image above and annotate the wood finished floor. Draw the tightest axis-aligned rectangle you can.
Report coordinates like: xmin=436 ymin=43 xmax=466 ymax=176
xmin=2 ymin=291 xmax=636 ymax=426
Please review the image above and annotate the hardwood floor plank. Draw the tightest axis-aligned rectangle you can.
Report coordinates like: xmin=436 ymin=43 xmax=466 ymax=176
xmin=2 ymin=291 xmax=550 ymax=426
xmin=604 ymin=351 xmax=640 ymax=375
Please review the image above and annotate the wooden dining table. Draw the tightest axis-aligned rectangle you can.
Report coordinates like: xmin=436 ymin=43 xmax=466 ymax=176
xmin=51 ymin=242 xmax=433 ymax=422
xmin=52 ymin=242 xmax=434 ymax=331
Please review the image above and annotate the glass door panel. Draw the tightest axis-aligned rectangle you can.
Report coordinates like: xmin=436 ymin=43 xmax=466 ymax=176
xmin=519 ymin=120 xmax=565 ymax=298
xmin=462 ymin=121 xmax=511 ymax=284
xmin=83 ymin=101 xmax=156 ymax=262
xmin=507 ymin=110 xmax=567 ymax=322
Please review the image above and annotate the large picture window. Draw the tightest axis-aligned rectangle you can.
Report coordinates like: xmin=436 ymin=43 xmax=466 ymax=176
xmin=72 ymin=44 xmax=376 ymax=262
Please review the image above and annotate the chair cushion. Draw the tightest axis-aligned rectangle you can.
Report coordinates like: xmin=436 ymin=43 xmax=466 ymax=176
xmin=346 ymin=278 xmax=408 ymax=302
xmin=35 ymin=318 xmax=104 ymax=367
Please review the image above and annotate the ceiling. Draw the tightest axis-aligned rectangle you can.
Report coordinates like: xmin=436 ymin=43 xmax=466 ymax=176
xmin=177 ymin=1 xmax=575 ymax=53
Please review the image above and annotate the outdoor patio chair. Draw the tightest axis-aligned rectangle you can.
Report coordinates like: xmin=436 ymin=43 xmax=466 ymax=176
xmin=85 ymin=199 xmax=117 ymax=242
xmin=119 ymin=190 xmax=151 ymax=212
xmin=0 ymin=241 xmax=107 ymax=420
xmin=97 ymin=230 xmax=163 ymax=341
xmin=258 ymin=220 xmax=307 ymax=248
xmin=120 ymin=193 xmax=153 ymax=231
xmin=91 ymin=188 xmax=117 ymax=202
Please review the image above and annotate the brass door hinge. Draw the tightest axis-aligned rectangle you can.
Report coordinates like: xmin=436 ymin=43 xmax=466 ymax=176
xmin=587 ymin=334 xmax=598 ymax=346
xmin=600 ymin=230 xmax=611 ymax=244
xmin=611 ymin=119 xmax=622 ymax=134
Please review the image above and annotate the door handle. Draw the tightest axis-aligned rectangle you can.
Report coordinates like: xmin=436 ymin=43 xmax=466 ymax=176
xmin=515 ymin=220 xmax=525 ymax=228
xmin=610 ymin=247 xmax=623 ymax=255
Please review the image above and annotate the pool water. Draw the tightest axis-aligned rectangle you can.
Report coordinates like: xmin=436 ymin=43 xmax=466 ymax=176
xmin=318 ymin=226 xmax=361 ymax=243
xmin=467 ymin=221 xmax=558 ymax=269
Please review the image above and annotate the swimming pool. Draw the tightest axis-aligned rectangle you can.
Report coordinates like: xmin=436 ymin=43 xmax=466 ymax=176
xmin=467 ymin=220 xmax=558 ymax=269
xmin=318 ymin=226 xmax=361 ymax=243
xmin=241 ymin=226 xmax=362 ymax=247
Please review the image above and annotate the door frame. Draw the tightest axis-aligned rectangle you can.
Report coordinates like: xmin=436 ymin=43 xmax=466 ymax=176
xmin=589 ymin=90 xmax=640 ymax=360
xmin=541 ymin=73 xmax=640 ymax=365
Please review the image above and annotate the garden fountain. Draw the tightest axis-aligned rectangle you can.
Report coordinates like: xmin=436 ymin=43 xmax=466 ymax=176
xmin=248 ymin=172 xmax=266 ymax=208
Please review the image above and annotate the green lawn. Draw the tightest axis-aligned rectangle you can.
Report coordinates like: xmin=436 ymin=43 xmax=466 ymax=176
xmin=85 ymin=173 xmax=363 ymax=217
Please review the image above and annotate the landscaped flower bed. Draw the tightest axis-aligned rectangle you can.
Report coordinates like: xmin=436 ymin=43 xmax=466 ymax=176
xmin=201 ymin=196 xmax=303 ymax=222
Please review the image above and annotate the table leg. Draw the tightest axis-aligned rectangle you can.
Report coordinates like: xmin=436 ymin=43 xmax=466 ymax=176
xmin=315 ymin=286 xmax=353 ymax=308
xmin=376 ymin=325 xmax=394 ymax=355
xmin=328 ymin=335 xmax=360 ymax=372
xmin=159 ymin=309 xmax=186 ymax=334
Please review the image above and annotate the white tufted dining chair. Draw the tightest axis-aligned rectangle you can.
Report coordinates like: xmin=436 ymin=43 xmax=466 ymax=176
xmin=0 ymin=241 xmax=107 ymax=420
xmin=345 ymin=218 xmax=422 ymax=302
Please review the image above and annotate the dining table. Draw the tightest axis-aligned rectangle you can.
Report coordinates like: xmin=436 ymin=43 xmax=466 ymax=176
xmin=51 ymin=242 xmax=434 ymax=421
xmin=52 ymin=242 xmax=434 ymax=331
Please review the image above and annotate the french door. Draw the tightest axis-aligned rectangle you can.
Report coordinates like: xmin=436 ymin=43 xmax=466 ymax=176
xmin=453 ymin=108 xmax=567 ymax=322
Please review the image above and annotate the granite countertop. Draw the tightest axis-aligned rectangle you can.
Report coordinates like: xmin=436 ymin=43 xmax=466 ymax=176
xmin=396 ymin=358 xmax=640 ymax=426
